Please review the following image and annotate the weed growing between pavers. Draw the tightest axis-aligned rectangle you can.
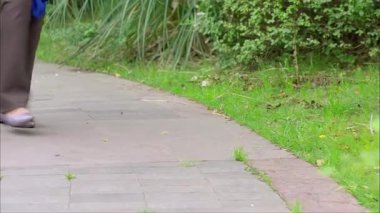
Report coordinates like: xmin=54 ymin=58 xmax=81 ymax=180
xmin=65 ymin=172 xmax=76 ymax=181
xmin=140 ymin=209 xmax=149 ymax=213
xmin=233 ymin=147 xmax=248 ymax=162
xmin=244 ymin=166 xmax=273 ymax=189
xmin=291 ymin=200 xmax=303 ymax=213
xmin=233 ymin=149 xmax=288 ymax=210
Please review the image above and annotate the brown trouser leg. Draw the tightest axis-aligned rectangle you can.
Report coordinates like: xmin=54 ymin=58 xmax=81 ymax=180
xmin=0 ymin=0 xmax=43 ymax=113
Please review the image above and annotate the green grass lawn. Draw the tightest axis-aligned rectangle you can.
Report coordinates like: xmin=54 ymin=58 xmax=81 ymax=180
xmin=38 ymin=29 xmax=379 ymax=212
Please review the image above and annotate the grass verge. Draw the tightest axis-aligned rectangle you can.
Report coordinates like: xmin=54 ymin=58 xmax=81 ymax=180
xmin=37 ymin=28 xmax=379 ymax=212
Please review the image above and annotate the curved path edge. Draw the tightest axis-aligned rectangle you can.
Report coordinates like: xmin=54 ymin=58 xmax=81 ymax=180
xmin=1 ymin=62 xmax=367 ymax=212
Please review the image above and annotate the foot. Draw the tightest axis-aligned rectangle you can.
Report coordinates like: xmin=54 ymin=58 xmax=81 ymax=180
xmin=0 ymin=108 xmax=35 ymax=128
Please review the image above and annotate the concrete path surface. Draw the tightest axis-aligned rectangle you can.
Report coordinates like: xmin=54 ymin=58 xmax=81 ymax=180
xmin=0 ymin=63 xmax=366 ymax=212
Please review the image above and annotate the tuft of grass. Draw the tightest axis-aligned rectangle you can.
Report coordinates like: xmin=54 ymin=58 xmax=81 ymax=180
xmin=291 ymin=200 xmax=303 ymax=213
xmin=140 ymin=209 xmax=149 ymax=213
xmin=65 ymin=172 xmax=76 ymax=181
xmin=233 ymin=147 xmax=248 ymax=162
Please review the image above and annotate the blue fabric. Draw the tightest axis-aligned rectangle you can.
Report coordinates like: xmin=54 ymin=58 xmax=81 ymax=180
xmin=32 ymin=0 xmax=48 ymax=19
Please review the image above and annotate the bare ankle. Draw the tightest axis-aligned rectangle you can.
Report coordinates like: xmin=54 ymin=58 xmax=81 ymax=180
xmin=6 ymin=108 xmax=30 ymax=116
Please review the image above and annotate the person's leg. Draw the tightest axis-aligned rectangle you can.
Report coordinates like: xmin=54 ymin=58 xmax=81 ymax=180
xmin=0 ymin=0 xmax=41 ymax=128
xmin=0 ymin=0 xmax=34 ymax=114
xmin=26 ymin=17 xmax=43 ymax=94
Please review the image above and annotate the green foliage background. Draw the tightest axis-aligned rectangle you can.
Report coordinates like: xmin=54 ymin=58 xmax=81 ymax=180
xmin=46 ymin=0 xmax=380 ymax=68
xmin=200 ymin=0 xmax=380 ymax=68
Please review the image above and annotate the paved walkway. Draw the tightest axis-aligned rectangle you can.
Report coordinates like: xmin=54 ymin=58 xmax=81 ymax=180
xmin=0 ymin=63 xmax=366 ymax=212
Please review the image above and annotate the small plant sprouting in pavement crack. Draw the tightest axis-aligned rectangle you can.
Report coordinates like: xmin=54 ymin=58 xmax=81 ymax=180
xmin=234 ymin=146 xmax=248 ymax=162
xmin=65 ymin=172 xmax=76 ymax=181
xmin=233 ymin=147 xmax=277 ymax=196
xmin=244 ymin=163 xmax=289 ymax=211
xmin=291 ymin=200 xmax=303 ymax=213
xmin=140 ymin=208 xmax=149 ymax=213
xmin=245 ymin=165 xmax=273 ymax=189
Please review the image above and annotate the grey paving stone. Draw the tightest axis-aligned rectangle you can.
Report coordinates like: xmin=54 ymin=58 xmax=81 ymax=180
xmin=70 ymin=179 xmax=143 ymax=194
xmin=0 ymin=161 xmax=290 ymax=212
xmin=86 ymin=108 xmax=179 ymax=120
xmin=206 ymin=174 xmax=264 ymax=186
xmin=145 ymin=192 xmax=218 ymax=202
xmin=136 ymin=167 xmax=204 ymax=180
xmin=144 ymin=207 xmax=263 ymax=213
xmin=69 ymin=166 xmax=136 ymax=175
xmin=134 ymin=166 xmax=200 ymax=175
xmin=69 ymin=193 xmax=144 ymax=203
xmin=197 ymin=160 xmax=247 ymax=173
xmin=1 ymin=186 xmax=69 ymax=198
xmin=72 ymin=173 xmax=138 ymax=181
xmin=137 ymin=161 xmax=195 ymax=168
xmin=69 ymin=202 xmax=146 ymax=212
xmin=146 ymin=192 xmax=222 ymax=209
xmin=220 ymin=200 xmax=258 ymax=208
xmin=221 ymin=203 xmax=289 ymax=213
xmin=0 ymin=166 xmax=69 ymax=176
xmin=0 ymin=203 xmax=69 ymax=213
xmin=139 ymin=178 xmax=209 ymax=186
xmin=145 ymin=192 xmax=222 ymax=209
xmin=1 ymin=176 xmax=69 ymax=204
xmin=141 ymin=185 xmax=214 ymax=193
xmin=35 ymin=110 xmax=91 ymax=122
xmin=1 ymin=193 xmax=69 ymax=204
xmin=0 ymin=175 xmax=70 ymax=190
xmin=216 ymin=192 xmax=278 ymax=201
xmin=213 ymin=185 xmax=267 ymax=193
xmin=204 ymin=171 xmax=255 ymax=179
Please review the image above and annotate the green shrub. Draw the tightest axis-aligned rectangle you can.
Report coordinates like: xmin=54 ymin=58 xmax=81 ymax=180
xmin=200 ymin=0 xmax=380 ymax=68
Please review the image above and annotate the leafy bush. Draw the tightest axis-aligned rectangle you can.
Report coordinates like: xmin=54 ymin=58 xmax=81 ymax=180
xmin=200 ymin=0 xmax=380 ymax=68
